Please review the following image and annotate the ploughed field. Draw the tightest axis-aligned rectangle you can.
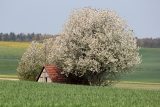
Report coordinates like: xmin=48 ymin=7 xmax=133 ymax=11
xmin=0 ymin=80 xmax=160 ymax=107
xmin=0 ymin=41 xmax=160 ymax=83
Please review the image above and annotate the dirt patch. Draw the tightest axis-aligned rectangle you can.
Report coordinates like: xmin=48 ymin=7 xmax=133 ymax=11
xmin=114 ymin=83 xmax=160 ymax=90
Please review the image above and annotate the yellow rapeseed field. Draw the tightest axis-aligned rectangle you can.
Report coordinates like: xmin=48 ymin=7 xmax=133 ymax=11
xmin=0 ymin=41 xmax=30 ymax=48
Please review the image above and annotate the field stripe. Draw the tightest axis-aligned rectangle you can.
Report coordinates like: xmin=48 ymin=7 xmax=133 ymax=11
xmin=121 ymin=81 xmax=160 ymax=85
xmin=115 ymin=83 xmax=160 ymax=90
xmin=0 ymin=78 xmax=19 ymax=81
xmin=0 ymin=74 xmax=18 ymax=78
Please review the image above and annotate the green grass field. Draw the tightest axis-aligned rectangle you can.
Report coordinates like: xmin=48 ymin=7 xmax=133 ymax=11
xmin=122 ymin=48 xmax=160 ymax=83
xmin=0 ymin=80 xmax=159 ymax=107
xmin=0 ymin=41 xmax=160 ymax=83
xmin=0 ymin=41 xmax=29 ymax=75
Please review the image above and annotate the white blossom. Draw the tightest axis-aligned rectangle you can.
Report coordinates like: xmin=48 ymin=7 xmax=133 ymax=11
xmin=48 ymin=7 xmax=141 ymax=86
xmin=17 ymin=41 xmax=41 ymax=81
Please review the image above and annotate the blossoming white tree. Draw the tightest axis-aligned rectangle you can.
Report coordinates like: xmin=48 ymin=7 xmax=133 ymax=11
xmin=17 ymin=39 xmax=55 ymax=81
xmin=39 ymin=38 xmax=54 ymax=66
xmin=48 ymin=7 xmax=141 ymax=86
xmin=17 ymin=41 xmax=41 ymax=81
xmin=17 ymin=7 xmax=141 ymax=85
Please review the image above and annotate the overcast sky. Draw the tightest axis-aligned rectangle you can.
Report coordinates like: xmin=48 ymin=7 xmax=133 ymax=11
xmin=0 ymin=0 xmax=160 ymax=38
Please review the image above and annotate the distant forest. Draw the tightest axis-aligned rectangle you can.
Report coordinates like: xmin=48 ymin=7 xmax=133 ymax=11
xmin=0 ymin=32 xmax=56 ymax=42
xmin=0 ymin=32 xmax=160 ymax=48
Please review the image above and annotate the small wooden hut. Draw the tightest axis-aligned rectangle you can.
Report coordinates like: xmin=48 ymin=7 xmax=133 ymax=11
xmin=36 ymin=66 xmax=89 ymax=85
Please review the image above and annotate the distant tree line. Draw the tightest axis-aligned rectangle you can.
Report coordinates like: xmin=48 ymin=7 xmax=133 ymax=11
xmin=0 ymin=32 xmax=160 ymax=48
xmin=0 ymin=32 xmax=56 ymax=42
xmin=137 ymin=38 xmax=160 ymax=48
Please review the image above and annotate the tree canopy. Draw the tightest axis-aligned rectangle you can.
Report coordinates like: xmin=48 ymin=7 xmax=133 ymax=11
xmin=47 ymin=7 xmax=141 ymax=86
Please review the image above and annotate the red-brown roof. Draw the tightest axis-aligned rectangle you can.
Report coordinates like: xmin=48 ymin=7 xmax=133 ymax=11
xmin=36 ymin=66 xmax=69 ymax=83
xmin=45 ymin=66 xmax=69 ymax=83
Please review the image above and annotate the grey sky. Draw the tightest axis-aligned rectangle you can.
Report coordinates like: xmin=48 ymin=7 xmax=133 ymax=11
xmin=0 ymin=0 xmax=160 ymax=38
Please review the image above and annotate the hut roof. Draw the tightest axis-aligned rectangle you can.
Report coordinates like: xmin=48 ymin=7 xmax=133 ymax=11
xmin=36 ymin=66 xmax=65 ymax=82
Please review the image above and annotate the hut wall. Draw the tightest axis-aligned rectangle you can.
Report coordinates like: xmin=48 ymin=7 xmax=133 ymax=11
xmin=37 ymin=69 xmax=52 ymax=83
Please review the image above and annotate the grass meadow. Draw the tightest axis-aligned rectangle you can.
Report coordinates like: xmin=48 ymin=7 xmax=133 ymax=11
xmin=0 ymin=41 xmax=29 ymax=76
xmin=0 ymin=80 xmax=160 ymax=107
xmin=122 ymin=48 xmax=160 ymax=83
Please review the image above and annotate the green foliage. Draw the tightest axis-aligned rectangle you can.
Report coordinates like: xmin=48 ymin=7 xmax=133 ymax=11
xmin=48 ymin=7 xmax=141 ymax=86
xmin=0 ymin=80 xmax=159 ymax=107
